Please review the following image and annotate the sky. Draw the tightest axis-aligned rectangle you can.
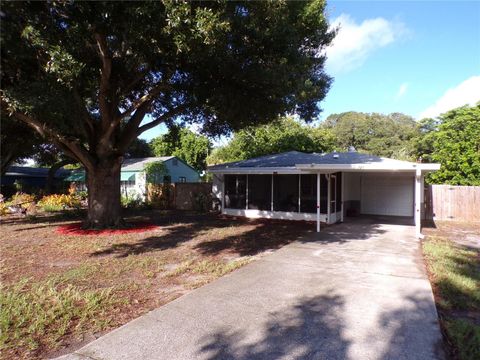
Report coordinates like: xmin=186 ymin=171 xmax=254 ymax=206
xmin=140 ymin=0 xmax=480 ymax=142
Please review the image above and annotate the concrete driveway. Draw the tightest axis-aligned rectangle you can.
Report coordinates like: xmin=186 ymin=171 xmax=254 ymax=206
xmin=59 ymin=218 xmax=445 ymax=360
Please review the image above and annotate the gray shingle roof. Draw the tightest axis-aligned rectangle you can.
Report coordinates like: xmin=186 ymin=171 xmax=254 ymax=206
xmin=5 ymin=166 xmax=71 ymax=178
xmin=208 ymin=151 xmax=412 ymax=170
xmin=121 ymin=157 xmax=174 ymax=171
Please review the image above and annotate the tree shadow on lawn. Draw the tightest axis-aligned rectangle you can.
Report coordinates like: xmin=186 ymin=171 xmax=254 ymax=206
xmin=194 ymin=217 xmax=389 ymax=257
xmin=90 ymin=215 xmax=395 ymax=259
xmin=89 ymin=216 xmax=312 ymax=258
xmin=1 ymin=209 xmax=86 ymax=227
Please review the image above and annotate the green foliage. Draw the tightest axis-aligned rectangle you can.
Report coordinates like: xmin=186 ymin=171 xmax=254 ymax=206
xmin=150 ymin=127 xmax=212 ymax=172
xmin=143 ymin=161 xmax=168 ymax=184
xmin=1 ymin=1 xmax=335 ymax=226
xmin=322 ymin=112 xmax=418 ymax=160
xmin=126 ymin=139 xmax=153 ymax=158
xmin=120 ymin=195 xmax=143 ymax=209
xmin=0 ymin=116 xmax=42 ymax=175
xmin=208 ymin=117 xmax=336 ymax=164
xmin=192 ymin=192 xmax=212 ymax=213
xmin=417 ymin=105 xmax=480 ymax=185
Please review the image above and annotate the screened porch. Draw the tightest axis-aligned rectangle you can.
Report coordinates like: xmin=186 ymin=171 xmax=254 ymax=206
xmin=222 ymin=173 xmax=343 ymax=226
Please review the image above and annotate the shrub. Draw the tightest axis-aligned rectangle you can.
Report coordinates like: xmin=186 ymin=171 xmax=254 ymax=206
xmin=121 ymin=190 xmax=143 ymax=209
xmin=193 ymin=192 xmax=211 ymax=212
xmin=38 ymin=194 xmax=82 ymax=212
xmin=9 ymin=193 xmax=36 ymax=208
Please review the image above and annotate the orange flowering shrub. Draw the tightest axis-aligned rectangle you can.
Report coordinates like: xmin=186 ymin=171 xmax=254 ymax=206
xmin=38 ymin=194 xmax=81 ymax=212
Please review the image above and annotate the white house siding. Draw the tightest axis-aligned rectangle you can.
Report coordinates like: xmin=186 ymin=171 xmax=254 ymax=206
xmin=343 ymin=172 xmax=361 ymax=216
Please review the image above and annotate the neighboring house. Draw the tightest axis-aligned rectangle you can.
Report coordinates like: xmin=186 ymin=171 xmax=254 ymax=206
xmin=1 ymin=166 xmax=71 ymax=194
xmin=209 ymin=150 xmax=440 ymax=238
xmin=65 ymin=156 xmax=201 ymax=201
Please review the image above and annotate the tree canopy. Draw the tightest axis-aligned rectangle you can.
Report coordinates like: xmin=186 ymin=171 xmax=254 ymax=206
xmin=0 ymin=0 xmax=335 ymax=227
xmin=321 ymin=111 xmax=418 ymax=160
xmin=207 ymin=117 xmax=336 ymax=164
xmin=416 ymin=104 xmax=480 ymax=185
xmin=150 ymin=127 xmax=211 ymax=172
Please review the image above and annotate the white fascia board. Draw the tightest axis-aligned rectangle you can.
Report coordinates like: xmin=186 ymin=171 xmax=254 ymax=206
xmin=295 ymin=163 xmax=441 ymax=172
xmin=208 ymin=163 xmax=441 ymax=174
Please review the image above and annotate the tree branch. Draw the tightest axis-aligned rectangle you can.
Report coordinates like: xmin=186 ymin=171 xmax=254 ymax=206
xmin=2 ymin=102 xmax=95 ymax=171
xmin=94 ymin=31 xmax=113 ymax=127
xmin=137 ymin=105 xmax=187 ymax=134
xmin=72 ymin=88 xmax=95 ymax=139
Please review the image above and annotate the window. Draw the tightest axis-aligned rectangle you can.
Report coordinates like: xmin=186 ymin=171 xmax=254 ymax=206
xmin=247 ymin=175 xmax=271 ymax=210
xmin=121 ymin=180 xmax=135 ymax=187
xmin=273 ymin=175 xmax=299 ymax=212
xmin=163 ymin=175 xmax=171 ymax=183
xmin=121 ymin=180 xmax=135 ymax=196
xmin=224 ymin=175 xmax=246 ymax=209
xmin=179 ymin=176 xmax=186 ymax=183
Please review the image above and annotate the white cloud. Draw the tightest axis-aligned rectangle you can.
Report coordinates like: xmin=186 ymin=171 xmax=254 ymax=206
xmin=395 ymin=82 xmax=409 ymax=101
xmin=419 ymin=76 xmax=480 ymax=119
xmin=325 ymin=14 xmax=407 ymax=75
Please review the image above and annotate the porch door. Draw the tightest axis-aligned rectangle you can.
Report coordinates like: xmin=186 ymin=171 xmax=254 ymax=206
xmin=330 ymin=175 xmax=337 ymax=222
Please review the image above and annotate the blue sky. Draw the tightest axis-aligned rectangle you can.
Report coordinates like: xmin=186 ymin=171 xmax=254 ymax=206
xmin=320 ymin=0 xmax=480 ymax=121
xmin=140 ymin=0 xmax=480 ymax=142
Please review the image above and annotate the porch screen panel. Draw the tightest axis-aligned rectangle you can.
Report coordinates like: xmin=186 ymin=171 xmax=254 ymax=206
xmin=320 ymin=174 xmax=328 ymax=213
xmin=247 ymin=175 xmax=272 ymax=210
xmin=224 ymin=175 xmax=246 ymax=209
xmin=300 ymin=174 xmax=327 ymax=213
xmin=273 ymin=175 xmax=299 ymax=212
xmin=300 ymin=174 xmax=316 ymax=213
xmin=336 ymin=172 xmax=342 ymax=211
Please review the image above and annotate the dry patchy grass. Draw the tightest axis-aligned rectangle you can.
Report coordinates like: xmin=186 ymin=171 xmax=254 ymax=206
xmin=0 ymin=210 xmax=309 ymax=359
xmin=422 ymin=222 xmax=480 ymax=360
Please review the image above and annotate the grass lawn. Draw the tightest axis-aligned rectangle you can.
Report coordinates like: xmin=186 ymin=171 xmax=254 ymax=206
xmin=422 ymin=222 xmax=480 ymax=360
xmin=0 ymin=209 xmax=311 ymax=359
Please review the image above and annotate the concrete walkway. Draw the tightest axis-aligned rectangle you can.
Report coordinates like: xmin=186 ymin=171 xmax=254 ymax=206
xmin=58 ymin=218 xmax=445 ymax=360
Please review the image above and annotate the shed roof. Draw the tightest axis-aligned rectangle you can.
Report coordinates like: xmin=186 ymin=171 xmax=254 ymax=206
xmin=121 ymin=157 xmax=174 ymax=171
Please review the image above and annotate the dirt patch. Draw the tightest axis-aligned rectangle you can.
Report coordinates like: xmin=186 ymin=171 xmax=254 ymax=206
xmin=0 ymin=210 xmax=311 ymax=359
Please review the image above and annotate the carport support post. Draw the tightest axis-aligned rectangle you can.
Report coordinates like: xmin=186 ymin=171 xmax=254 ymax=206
xmin=317 ymin=172 xmax=320 ymax=232
xmin=415 ymin=168 xmax=422 ymax=238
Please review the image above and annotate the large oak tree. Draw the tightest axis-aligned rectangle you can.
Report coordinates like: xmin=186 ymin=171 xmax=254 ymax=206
xmin=1 ymin=1 xmax=334 ymax=228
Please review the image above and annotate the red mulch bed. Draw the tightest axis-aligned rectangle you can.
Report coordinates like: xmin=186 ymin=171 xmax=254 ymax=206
xmin=57 ymin=222 xmax=159 ymax=235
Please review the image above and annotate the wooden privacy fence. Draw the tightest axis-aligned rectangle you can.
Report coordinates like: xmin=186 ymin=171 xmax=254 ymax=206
xmin=147 ymin=182 xmax=212 ymax=211
xmin=424 ymin=185 xmax=480 ymax=222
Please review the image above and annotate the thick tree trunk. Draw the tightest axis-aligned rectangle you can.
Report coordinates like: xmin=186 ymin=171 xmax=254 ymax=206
xmin=86 ymin=160 xmax=123 ymax=228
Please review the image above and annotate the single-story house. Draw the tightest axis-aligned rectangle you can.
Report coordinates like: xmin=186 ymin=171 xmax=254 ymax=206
xmin=65 ymin=156 xmax=201 ymax=201
xmin=209 ymin=150 xmax=440 ymax=237
xmin=1 ymin=166 xmax=71 ymax=194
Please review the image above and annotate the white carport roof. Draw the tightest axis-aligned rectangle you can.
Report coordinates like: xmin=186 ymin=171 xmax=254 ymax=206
xmin=208 ymin=151 xmax=440 ymax=174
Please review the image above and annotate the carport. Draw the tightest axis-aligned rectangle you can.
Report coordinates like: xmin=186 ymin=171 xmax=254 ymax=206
xmin=209 ymin=151 xmax=440 ymax=238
